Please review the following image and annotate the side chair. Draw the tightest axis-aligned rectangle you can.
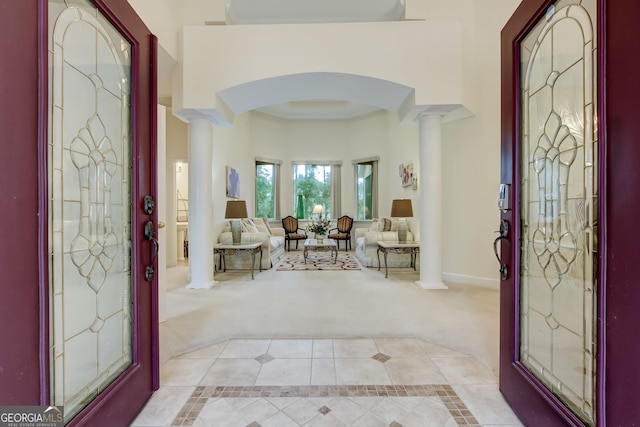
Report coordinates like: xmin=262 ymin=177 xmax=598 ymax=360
xmin=328 ymin=215 xmax=354 ymax=251
xmin=282 ymin=215 xmax=307 ymax=251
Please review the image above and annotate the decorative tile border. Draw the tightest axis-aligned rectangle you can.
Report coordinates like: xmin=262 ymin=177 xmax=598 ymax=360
xmin=172 ymin=384 xmax=480 ymax=426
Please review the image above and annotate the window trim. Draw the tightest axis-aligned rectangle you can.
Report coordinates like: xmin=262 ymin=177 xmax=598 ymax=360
xmin=353 ymin=156 xmax=379 ymax=220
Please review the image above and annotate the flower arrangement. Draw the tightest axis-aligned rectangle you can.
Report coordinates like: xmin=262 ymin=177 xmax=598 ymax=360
xmin=307 ymin=218 xmax=332 ymax=235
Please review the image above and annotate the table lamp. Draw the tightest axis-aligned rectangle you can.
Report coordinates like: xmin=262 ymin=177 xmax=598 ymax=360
xmin=312 ymin=204 xmax=325 ymax=218
xmin=390 ymin=199 xmax=413 ymax=243
xmin=225 ymin=200 xmax=248 ymax=244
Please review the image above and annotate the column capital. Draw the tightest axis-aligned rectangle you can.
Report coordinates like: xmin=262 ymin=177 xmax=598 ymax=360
xmin=172 ymin=108 xmax=232 ymax=128
xmin=404 ymin=104 xmax=469 ymax=123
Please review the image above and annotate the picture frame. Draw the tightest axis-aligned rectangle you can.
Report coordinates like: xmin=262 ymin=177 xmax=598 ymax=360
xmin=400 ymin=162 xmax=414 ymax=187
xmin=226 ymin=166 xmax=240 ymax=198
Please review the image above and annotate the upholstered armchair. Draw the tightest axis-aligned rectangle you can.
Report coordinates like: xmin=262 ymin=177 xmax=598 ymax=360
xmin=282 ymin=215 xmax=307 ymax=251
xmin=328 ymin=215 xmax=354 ymax=251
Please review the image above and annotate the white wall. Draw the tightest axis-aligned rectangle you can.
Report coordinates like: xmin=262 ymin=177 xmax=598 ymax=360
xmin=176 ymin=20 xmax=464 ymax=114
xmin=439 ymin=1 xmax=520 ymax=286
xmin=127 ymin=0 xmax=226 ymax=58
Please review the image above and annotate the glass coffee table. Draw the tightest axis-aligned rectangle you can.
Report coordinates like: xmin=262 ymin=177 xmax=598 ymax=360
xmin=303 ymin=238 xmax=338 ymax=264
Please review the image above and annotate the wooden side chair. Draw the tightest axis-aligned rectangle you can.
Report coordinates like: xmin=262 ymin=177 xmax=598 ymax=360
xmin=282 ymin=215 xmax=307 ymax=251
xmin=328 ymin=215 xmax=354 ymax=251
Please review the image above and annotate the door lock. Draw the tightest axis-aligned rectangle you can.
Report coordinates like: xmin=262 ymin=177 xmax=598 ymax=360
xmin=143 ymin=195 xmax=155 ymax=215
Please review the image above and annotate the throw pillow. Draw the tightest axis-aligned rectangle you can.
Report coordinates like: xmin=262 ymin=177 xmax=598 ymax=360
xmin=370 ymin=218 xmax=382 ymax=231
xmin=241 ymin=218 xmax=259 ymax=233
xmin=262 ymin=217 xmax=272 ymax=234
xmin=382 ymin=217 xmax=393 ymax=231
xmin=253 ymin=218 xmax=270 ymax=234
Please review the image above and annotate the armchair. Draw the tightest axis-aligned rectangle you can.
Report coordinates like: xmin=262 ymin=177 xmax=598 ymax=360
xmin=282 ymin=215 xmax=307 ymax=251
xmin=328 ymin=215 xmax=354 ymax=251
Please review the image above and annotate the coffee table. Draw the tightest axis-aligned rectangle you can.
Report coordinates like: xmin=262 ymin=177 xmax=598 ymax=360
xmin=376 ymin=241 xmax=420 ymax=278
xmin=303 ymin=238 xmax=338 ymax=264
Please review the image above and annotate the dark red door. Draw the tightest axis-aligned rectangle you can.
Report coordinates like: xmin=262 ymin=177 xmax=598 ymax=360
xmin=0 ymin=1 xmax=158 ymax=426
xmin=500 ymin=0 xmax=640 ymax=425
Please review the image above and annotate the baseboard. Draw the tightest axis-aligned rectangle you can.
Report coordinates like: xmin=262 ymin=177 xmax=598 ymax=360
xmin=442 ymin=272 xmax=499 ymax=290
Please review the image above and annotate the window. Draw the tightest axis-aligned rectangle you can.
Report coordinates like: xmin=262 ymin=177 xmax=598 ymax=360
xmin=354 ymin=157 xmax=378 ymax=220
xmin=255 ymin=159 xmax=280 ymax=219
xmin=293 ymin=164 xmax=334 ymax=219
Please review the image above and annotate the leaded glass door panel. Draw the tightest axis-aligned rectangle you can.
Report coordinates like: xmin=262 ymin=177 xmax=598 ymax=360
xmin=519 ymin=1 xmax=597 ymax=424
xmin=499 ymin=0 xmax=600 ymax=426
xmin=47 ymin=0 xmax=158 ymax=425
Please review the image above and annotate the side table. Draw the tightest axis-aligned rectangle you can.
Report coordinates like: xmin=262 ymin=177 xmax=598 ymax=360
xmin=376 ymin=241 xmax=420 ymax=278
xmin=214 ymin=242 xmax=263 ymax=279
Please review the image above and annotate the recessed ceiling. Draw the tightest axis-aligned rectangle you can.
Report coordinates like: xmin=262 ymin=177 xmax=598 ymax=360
xmin=217 ymin=72 xmax=414 ymax=123
xmin=256 ymin=100 xmax=380 ymax=120
xmin=226 ymin=0 xmax=405 ymax=25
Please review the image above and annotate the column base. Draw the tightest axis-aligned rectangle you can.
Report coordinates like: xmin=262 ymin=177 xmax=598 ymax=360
xmin=415 ymin=280 xmax=448 ymax=290
xmin=185 ymin=280 xmax=218 ymax=290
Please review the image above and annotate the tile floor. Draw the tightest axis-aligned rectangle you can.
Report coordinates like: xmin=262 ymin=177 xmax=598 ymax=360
xmin=132 ymin=338 xmax=523 ymax=427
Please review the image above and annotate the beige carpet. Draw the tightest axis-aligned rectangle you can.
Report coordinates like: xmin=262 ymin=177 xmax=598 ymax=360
xmin=276 ymin=253 xmax=360 ymax=271
xmin=160 ymin=253 xmax=500 ymax=375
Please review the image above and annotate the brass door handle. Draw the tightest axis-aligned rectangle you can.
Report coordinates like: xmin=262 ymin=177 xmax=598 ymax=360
xmin=158 ymin=221 xmax=166 ymax=229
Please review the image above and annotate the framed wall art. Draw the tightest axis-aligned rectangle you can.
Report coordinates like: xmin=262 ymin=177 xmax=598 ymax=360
xmin=226 ymin=166 xmax=240 ymax=198
xmin=399 ymin=162 xmax=414 ymax=187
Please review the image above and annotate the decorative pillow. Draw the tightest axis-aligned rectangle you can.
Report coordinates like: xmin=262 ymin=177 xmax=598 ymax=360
xmin=253 ymin=218 xmax=270 ymax=234
xmin=382 ymin=217 xmax=393 ymax=232
xmin=241 ymin=218 xmax=259 ymax=233
xmin=370 ymin=218 xmax=382 ymax=231
xmin=262 ymin=217 xmax=272 ymax=234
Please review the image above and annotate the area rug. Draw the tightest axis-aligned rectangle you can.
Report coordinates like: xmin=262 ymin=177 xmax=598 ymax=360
xmin=276 ymin=253 xmax=361 ymax=271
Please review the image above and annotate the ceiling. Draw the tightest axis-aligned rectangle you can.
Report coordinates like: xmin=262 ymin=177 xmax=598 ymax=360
xmin=226 ymin=0 xmax=405 ymax=25
xmin=168 ymin=0 xmax=409 ymax=120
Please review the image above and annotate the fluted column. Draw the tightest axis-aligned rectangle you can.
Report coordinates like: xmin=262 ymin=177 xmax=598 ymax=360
xmin=416 ymin=113 xmax=448 ymax=290
xmin=185 ymin=116 xmax=217 ymax=289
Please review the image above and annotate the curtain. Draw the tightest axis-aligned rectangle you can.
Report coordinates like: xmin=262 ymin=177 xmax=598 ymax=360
xmin=331 ymin=164 xmax=341 ymax=218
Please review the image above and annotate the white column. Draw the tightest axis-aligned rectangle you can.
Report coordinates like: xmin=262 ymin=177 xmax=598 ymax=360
xmin=185 ymin=117 xmax=217 ymax=289
xmin=416 ymin=113 xmax=448 ymax=290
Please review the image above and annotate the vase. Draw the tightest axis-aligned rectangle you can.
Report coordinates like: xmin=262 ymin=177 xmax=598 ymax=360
xmin=317 ymin=234 xmax=325 ymax=243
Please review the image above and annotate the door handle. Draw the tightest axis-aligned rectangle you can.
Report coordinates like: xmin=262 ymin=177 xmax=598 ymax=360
xmin=142 ymin=194 xmax=159 ymax=282
xmin=493 ymin=220 xmax=509 ymax=280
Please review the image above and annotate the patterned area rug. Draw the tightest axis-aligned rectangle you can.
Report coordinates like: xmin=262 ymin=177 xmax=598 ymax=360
xmin=276 ymin=252 xmax=361 ymax=271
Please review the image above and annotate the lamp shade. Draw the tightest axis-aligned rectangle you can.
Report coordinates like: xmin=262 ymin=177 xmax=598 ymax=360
xmin=390 ymin=199 xmax=413 ymax=217
xmin=225 ymin=200 xmax=248 ymax=219
xmin=312 ymin=204 xmax=325 ymax=215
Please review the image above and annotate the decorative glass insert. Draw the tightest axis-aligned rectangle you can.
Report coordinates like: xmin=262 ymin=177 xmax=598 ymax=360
xmin=48 ymin=0 xmax=132 ymax=421
xmin=519 ymin=1 xmax=597 ymax=424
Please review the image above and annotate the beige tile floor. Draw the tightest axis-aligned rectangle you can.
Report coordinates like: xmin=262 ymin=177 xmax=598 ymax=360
xmin=133 ymin=252 xmax=523 ymax=426
xmin=133 ymin=338 xmax=522 ymax=426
